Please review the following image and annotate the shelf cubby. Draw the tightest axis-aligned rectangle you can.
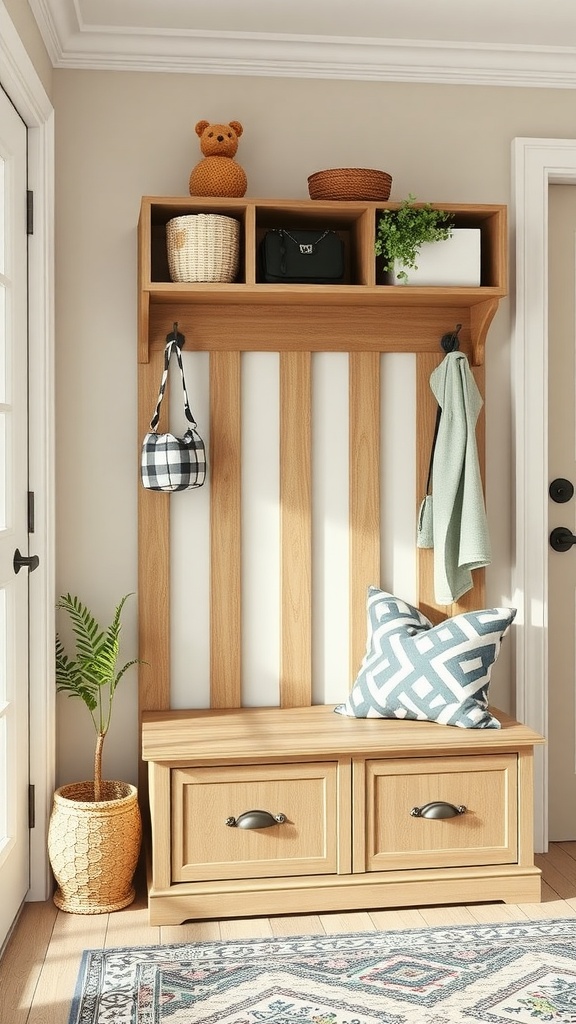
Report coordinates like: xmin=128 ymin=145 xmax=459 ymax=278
xmin=138 ymin=196 xmax=507 ymax=366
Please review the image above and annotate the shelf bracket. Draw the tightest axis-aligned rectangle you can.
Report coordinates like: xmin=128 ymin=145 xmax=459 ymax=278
xmin=470 ymin=298 xmax=499 ymax=366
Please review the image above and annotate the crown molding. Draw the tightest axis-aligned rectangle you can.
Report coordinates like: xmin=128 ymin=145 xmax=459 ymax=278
xmin=29 ymin=0 xmax=576 ymax=88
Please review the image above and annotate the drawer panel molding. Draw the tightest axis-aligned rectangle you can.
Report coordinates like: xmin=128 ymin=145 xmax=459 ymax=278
xmin=361 ymin=754 xmax=517 ymax=872
xmin=172 ymin=761 xmax=345 ymax=882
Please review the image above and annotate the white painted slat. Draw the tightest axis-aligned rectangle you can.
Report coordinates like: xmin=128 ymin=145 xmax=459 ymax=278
xmin=312 ymin=353 xmax=350 ymax=704
xmin=242 ymin=353 xmax=280 ymax=707
xmin=171 ymin=351 xmax=211 ymax=709
xmin=380 ymin=353 xmax=417 ymax=605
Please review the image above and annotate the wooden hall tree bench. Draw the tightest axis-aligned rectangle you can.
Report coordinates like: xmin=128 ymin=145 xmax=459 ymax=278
xmin=137 ymin=196 xmax=543 ymax=925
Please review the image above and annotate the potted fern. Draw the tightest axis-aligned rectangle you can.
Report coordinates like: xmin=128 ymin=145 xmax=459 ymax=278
xmin=48 ymin=592 xmax=143 ymax=914
xmin=375 ymin=195 xmax=479 ymax=285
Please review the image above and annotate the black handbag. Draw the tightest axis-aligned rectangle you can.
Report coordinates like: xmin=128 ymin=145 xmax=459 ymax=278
xmin=260 ymin=228 xmax=344 ymax=284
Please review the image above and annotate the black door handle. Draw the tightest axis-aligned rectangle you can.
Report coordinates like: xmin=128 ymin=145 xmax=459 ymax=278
xmin=550 ymin=478 xmax=575 ymax=503
xmin=13 ymin=548 xmax=40 ymax=574
xmin=550 ymin=527 xmax=576 ymax=552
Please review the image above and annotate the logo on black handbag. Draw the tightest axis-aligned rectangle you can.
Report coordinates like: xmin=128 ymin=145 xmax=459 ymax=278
xmin=299 ymin=244 xmax=314 ymax=254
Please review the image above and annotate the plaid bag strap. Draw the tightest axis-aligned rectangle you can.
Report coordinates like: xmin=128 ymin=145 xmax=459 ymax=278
xmin=149 ymin=339 xmax=197 ymax=431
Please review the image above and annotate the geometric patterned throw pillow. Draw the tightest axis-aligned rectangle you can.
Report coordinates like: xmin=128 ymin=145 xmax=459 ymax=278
xmin=334 ymin=588 xmax=516 ymax=729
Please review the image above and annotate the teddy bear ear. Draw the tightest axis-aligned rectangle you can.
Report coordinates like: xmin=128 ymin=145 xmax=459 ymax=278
xmin=229 ymin=121 xmax=243 ymax=138
xmin=195 ymin=120 xmax=210 ymax=137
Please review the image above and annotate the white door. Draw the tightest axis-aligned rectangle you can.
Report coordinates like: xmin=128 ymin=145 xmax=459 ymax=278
xmin=0 ymin=86 xmax=31 ymax=947
xmin=548 ymin=184 xmax=576 ymax=841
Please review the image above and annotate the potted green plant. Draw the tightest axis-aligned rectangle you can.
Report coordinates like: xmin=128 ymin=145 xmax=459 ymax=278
xmin=375 ymin=194 xmax=456 ymax=283
xmin=48 ymin=592 xmax=143 ymax=914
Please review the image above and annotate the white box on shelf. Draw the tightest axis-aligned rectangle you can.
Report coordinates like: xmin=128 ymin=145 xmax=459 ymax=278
xmin=392 ymin=228 xmax=481 ymax=286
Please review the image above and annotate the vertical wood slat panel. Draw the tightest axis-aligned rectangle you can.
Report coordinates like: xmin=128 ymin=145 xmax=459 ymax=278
xmin=280 ymin=351 xmax=312 ymax=708
xmin=138 ymin=345 xmax=171 ymax=795
xmin=210 ymin=351 xmax=242 ymax=708
xmin=349 ymin=352 xmax=381 ymax=681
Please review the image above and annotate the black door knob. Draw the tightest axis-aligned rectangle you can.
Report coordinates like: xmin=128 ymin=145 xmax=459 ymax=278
xmin=549 ymin=478 xmax=575 ymax=503
xmin=13 ymin=548 xmax=40 ymax=574
xmin=550 ymin=527 xmax=576 ymax=552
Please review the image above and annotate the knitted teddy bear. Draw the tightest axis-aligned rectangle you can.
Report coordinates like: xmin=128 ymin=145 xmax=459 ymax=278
xmin=189 ymin=120 xmax=247 ymax=198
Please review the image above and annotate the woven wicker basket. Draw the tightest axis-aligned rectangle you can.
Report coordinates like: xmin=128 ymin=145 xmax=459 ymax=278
xmin=47 ymin=781 xmax=142 ymax=914
xmin=308 ymin=167 xmax=393 ymax=202
xmin=166 ymin=213 xmax=240 ymax=282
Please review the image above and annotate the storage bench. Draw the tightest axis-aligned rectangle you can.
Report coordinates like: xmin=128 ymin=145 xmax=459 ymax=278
xmin=141 ymin=704 xmax=542 ymax=926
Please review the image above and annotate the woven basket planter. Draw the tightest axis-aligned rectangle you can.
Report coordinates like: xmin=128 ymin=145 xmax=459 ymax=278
xmin=48 ymin=781 xmax=142 ymax=914
xmin=166 ymin=213 xmax=240 ymax=282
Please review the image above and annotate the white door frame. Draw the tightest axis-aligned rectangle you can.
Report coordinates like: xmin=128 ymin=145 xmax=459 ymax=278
xmin=512 ymin=137 xmax=576 ymax=853
xmin=0 ymin=4 xmax=55 ymax=900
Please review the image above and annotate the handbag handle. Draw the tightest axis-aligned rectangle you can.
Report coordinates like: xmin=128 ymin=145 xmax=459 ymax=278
xmin=149 ymin=339 xmax=197 ymax=431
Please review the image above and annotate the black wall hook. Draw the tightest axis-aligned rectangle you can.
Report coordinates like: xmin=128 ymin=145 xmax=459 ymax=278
xmin=167 ymin=322 xmax=185 ymax=349
xmin=440 ymin=323 xmax=462 ymax=353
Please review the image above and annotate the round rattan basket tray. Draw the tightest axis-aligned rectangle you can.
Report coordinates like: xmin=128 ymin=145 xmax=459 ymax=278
xmin=308 ymin=167 xmax=393 ymax=202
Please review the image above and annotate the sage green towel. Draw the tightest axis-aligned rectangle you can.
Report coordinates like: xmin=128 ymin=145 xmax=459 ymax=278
xmin=429 ymin=351 xmax=491 ymax=603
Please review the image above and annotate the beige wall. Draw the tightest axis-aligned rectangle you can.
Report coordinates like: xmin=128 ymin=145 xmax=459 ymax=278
xmin=4 ymin=0 xmax=52 ymax=94
xmin=52 ymin=69 xmax=573 ymax=786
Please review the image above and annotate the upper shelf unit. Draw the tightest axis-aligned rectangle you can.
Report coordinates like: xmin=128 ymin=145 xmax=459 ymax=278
xmin=138 ymin=196 xmax=507 ymax=365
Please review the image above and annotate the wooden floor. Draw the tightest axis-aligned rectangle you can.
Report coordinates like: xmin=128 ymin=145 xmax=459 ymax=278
xmin=1 ymin=843 xmax=576 ymax=1023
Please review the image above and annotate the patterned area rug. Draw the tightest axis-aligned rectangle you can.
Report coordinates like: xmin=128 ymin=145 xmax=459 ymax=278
xmin=69 ymin=918 xmax=576 ymax=1024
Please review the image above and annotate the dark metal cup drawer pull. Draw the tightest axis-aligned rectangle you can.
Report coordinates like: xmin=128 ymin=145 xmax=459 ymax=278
xmin=410 ymin=801 xmax=467 ymax=819
xmin=225 ymin=810 xmax=287 ymax=829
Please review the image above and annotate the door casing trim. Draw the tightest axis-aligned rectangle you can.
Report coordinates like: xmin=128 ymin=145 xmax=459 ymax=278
xmin=0 ymin=3 xmax=55 ymax=900
xmin=512 ymin=137 xmax=576 ymax=853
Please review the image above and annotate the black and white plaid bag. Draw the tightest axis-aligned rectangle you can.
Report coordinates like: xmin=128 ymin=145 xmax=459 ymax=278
xmin=141 ymin=334 xmax=206 ymax=492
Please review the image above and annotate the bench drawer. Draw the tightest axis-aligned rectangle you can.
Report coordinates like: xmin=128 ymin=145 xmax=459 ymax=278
xmin=172 ymin=761 xmax=341 ymax=882
xmin=358 ymin=754 xmax=518 ymax=872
